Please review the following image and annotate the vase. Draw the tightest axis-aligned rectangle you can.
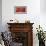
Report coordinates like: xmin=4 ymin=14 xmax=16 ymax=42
xmin=39 ymin=40 xmax=45 ymax=46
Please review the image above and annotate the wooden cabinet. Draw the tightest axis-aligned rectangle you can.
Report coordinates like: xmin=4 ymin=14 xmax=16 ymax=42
xmin=7 ymin=23 xmax=34 ymax=46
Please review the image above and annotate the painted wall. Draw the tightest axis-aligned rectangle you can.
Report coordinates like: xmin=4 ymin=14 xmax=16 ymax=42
xmin=2 ymin=0 xmax=40 ymax=31
xmin=2 ymin=0 xmax=40 ymax=46
xmin=40 ymin=0 xmax=46 ymax=31
xmin=2 ymin=0 xmax=46 ymax=46
xmin=0 ymin=0 xmax=2 ymax=32
xmin=40 ymin=0 xmax=46 ymax=13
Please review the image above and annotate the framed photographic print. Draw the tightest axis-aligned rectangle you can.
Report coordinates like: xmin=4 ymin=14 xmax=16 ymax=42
xmin=14 ymin=6 xmax=27 ymax=14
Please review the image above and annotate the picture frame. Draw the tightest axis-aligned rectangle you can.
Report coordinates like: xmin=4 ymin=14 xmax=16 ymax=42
xmin=14 ymin=6 xmax=27 ymax=14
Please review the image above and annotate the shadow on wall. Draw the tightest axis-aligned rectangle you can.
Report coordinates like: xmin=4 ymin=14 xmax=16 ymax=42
xmin=40 ymin=0 xmax=46 ymax=14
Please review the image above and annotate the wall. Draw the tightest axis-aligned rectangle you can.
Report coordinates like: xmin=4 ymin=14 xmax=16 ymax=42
xmin=40 ymin=0 xmax=46 ymax=13
xmin=2 ymin=0 xmax=40 ymax=30
xmin=2 ymin=0 xmax=40 ymax=46
xmin=2 ymin=0 xmax=46 ymax=46
xmin=0 ymin=0 xmax=2 ymax=32
xmin=40 ymin=0 xmax=46 ymax=31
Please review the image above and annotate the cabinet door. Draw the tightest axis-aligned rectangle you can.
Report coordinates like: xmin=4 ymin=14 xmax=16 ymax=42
xmin=11 ymin=32 xmax=28 ymax=46
xmin=11 ymin=31 xmax=33 ymax=46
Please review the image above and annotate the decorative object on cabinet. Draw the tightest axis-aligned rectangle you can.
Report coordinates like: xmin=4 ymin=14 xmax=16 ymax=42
xmin=7 ymin=22 xmax=34 ymax=46
xmin=8 ymin=19 xmax=19 ymax=23
xmin=25 ymin=20 xmax=30 ymax=23
xmin=14 ymin=6 xmax=27 ymax=14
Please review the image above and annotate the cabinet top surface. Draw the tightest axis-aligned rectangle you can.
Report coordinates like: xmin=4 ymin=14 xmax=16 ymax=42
xmin=7 ymin=23 xmax=34 ymax=25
